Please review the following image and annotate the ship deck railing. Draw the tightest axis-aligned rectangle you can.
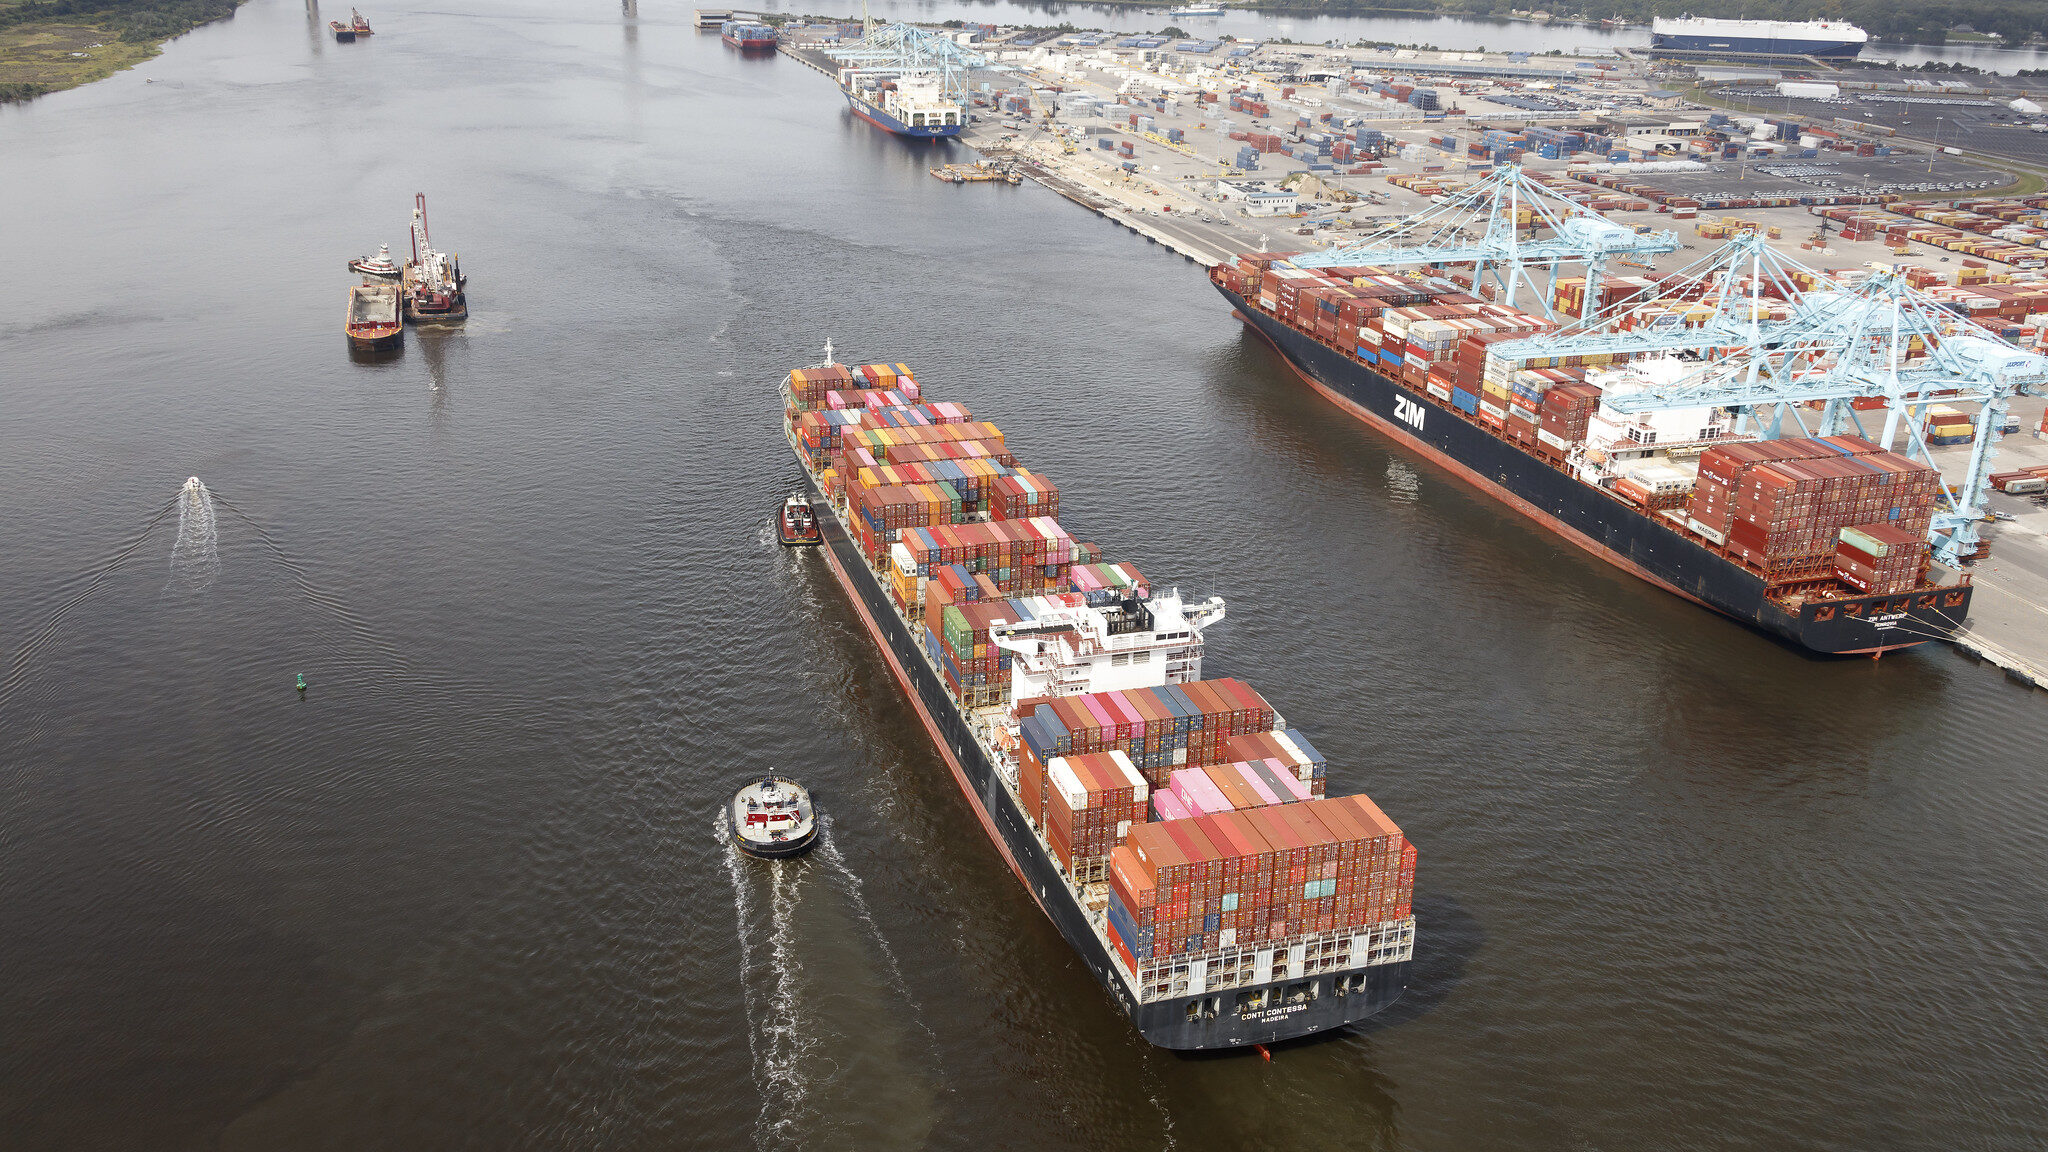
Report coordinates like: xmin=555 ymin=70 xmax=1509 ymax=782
xmin=1132 ymin=919 xmax=1415 ymax=1003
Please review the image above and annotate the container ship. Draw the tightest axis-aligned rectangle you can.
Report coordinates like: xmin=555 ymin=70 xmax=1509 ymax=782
xmin=782 ymin=355 xmax=1418 ymax=1049
xmin=1649 ymin=16 xmax=1868 ymax=59
xmin=721 ymin=20 xmax=777 ymax=50
xmin=837 ymin=68 xmax=964 ymax=138
xmin=1209 ymin=256 xmax=1972 ymax=655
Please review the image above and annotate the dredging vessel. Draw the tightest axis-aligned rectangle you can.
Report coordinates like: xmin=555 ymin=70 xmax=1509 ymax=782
xmin=402 ymin=193 xmax=466 ymax=324
xmin=782 ymin=350 xmax=1417 ymax=1049
xmin=1210 ymin=256 xmax=1971 ymax=655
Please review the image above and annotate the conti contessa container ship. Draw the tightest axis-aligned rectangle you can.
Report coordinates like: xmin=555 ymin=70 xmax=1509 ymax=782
xmin=1210 ymin=257 xmax=1972 ymax=655
xmin=782 ymin=356 xmax=1418 ymax=1049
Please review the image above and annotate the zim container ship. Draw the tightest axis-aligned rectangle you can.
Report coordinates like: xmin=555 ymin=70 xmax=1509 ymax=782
xmin=781 ymin=354 xmax=1418 ymax=1049
xmin=1210 ymin=256 xmax=1973 ymax=656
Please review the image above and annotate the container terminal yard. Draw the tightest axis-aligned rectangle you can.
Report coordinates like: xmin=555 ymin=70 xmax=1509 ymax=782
xmin=772 ymin=17 xmax=2048 ymax=688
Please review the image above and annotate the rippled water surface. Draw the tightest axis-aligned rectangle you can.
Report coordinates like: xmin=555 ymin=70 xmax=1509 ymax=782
xmin=3 ymin=3 xmax=2046 ymax=1149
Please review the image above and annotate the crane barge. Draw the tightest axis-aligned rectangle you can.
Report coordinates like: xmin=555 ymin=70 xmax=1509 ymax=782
xmin=402 ymin=193 xmax=467 ymax=324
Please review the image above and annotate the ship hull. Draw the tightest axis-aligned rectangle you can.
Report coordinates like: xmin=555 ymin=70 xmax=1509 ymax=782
xmin=792 ymin=453 xmax=1410 ymax=1049
xmin=842 ymin=91 xmax=962 ymax=139
xmin=723 ymin=34 xmax=775 ymax=49
xmin=1649 ymin=33 xmax=1863 ymax=58
xmin=1216 ymin=283 xmax=1969 ymax=655
xmin=346 ymin=325 xmax=403 ymax=351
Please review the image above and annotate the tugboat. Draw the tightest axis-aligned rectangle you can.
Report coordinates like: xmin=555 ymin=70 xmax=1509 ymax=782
xmin=348 ymin=243 xmax=402 ymax=281
xmin=345 ymin=282 xmax=404 ymax=351
xmin=329 ymin=20 xmax=356 ymax=41
xmin=730 ymin=776 xmax=817 ymax=859
xmin=351 ymin=8 xmax=374 ymax=34
xmin=401 ymin=193 xmax=467 ymax=324
xmin=777 ymin=493 xmax=822 ymax=546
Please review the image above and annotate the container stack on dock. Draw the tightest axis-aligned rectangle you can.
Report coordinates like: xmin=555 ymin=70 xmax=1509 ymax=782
xmin=782 ymin=357 xmax=1419 ymax=1045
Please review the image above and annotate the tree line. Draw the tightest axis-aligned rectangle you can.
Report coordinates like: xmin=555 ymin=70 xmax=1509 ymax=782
xmin=1254 ymin=0 xmax=2043 ymax=45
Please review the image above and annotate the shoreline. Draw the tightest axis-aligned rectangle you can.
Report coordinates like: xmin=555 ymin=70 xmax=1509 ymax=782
xmin=0 ymin=1 xmax=244 ymax=104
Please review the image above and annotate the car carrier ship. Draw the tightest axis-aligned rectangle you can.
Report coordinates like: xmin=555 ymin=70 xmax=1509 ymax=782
xmin=781 ymin=351 xmax=1418 ymax=1049
xmin=1210 ymin=256 xmax=1973 ymax=656
xmin=1649 ymin=15 xmax=1868 ymax=60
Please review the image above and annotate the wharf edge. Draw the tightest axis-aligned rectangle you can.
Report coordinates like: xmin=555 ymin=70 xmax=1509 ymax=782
xmin=778 ymin=40 xmax=1226 ymax=266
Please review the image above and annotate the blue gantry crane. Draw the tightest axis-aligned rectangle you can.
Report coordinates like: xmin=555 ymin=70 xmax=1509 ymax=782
xmin=1492 ymin=232 xmax=2048 ymax=565
xmin=825 ymin=21 xmax=991 ymax=103
xmin=1291 ymin=164 xmax=1680 ymax=320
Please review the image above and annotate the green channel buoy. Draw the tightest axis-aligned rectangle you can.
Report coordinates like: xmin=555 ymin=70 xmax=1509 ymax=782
xmin=295 ymin=674 xmax=308 ymax=692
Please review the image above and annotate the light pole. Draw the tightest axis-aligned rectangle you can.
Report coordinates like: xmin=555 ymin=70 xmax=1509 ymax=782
xmin=1928 ymin=115 xmax=1941 ymax=173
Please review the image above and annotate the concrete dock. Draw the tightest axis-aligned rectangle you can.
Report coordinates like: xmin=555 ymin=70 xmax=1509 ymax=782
xmin=781 ymin=26 xmax=2048 ymax=690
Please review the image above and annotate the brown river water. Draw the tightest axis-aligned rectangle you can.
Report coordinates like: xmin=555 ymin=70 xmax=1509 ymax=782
xmin=2 ymin=2 xmax=2044 ymax=1148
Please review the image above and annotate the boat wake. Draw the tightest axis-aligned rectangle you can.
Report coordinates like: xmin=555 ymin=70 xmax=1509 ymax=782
xmin=815 ymin=815 xmax=934 ymax=1044
xmin=0 ymin=485 xmax=181 ymax=715
xmin=166 ymin=477 xmax=219 ymax=594
xmin=717 ymin=810 xmax=819 ymax=1152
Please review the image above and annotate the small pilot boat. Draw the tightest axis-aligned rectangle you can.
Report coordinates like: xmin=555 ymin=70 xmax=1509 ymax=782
xmin=731 ymin=776 xmax=818 ymax=859
xmin=777 ymin=493 xmax=822 ymax=546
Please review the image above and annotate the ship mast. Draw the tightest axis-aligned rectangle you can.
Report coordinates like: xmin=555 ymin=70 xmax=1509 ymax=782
xmin=410 ymin=193 xmax=445 ymax=292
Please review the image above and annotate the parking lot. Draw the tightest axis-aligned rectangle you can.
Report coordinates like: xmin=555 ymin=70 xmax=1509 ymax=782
xmin=1612 ymin=153 xmax=2014 ymax=201
xmin=1718 ymin=87 xmax=2048 ymax=170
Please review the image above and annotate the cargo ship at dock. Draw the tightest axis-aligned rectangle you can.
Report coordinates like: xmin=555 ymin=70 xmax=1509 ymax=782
xmin=782 ymin=354 xmax=1417 ymax=1049
xmin=1210 ymin=257 xmax=1972 ymax=656
xmin=720 ymin=20 xmax=776 ymax=51
xmin=1649 ymin=16 xmax=1868 ymax=60
xmin=837 ymin=68 xmax=964 ymax=138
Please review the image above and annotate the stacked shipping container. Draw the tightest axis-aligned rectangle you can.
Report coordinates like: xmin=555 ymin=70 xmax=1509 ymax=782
xmin=1106 ymin=796 xmax=1415 ymax=962
xmin=1212 ymin=254 xmax=1952 ymax=604
xmin=1689 ymin=437 xmax=1940 ymax=580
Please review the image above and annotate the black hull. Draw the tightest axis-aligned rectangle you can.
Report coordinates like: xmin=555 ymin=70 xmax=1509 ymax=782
xmin=1216 ymin=284 xmax=1971 ymax=656
xmin=735 ymin=827 xmax=818 ymax=858
xmin=404 ymin=295 xmax=467 ymax=324
xmin=793 ymin=459 xmax=1410 ymax=1049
